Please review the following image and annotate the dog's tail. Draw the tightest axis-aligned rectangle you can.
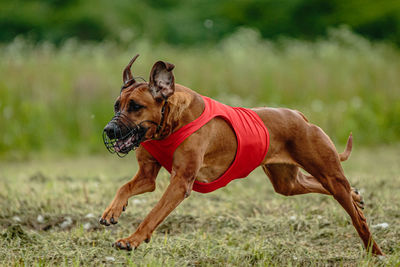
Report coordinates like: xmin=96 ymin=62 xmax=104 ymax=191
xmin=339 ymin=133 xmax=353 ymax=162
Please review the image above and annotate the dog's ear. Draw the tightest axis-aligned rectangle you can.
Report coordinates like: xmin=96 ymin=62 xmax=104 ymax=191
xmin=123 ymin=54 xmax=139 ymax=84
xmin=149 ymin=61 xmax=175 ymax=100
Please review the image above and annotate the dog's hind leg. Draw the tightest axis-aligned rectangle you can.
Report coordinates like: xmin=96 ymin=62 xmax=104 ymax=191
xmin=262 ymin=164 xmax=364 ymax=208
xmin=262 ymin=164 xmax=330 ymax=196
xmin=288 ymin=126 xmax=383 ymax=255
xmin=311 ymin=171 xmax=382 ymax=255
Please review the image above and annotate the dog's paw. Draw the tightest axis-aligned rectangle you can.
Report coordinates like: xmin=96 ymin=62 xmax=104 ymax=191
xmin=113 ymin=234 xmax=150 ymax=251
xmin=99 ymin=200 xmax=128 ymax=226
xmin=351 ymin=188 xmax=365 ymax=210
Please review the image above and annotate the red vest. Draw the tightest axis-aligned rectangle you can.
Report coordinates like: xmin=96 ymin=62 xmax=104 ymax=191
xmin=141 ymin=96 xmax=269 ymax=193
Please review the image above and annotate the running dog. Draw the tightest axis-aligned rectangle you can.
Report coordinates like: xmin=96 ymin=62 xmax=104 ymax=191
xmin=100 ymin=55 xmax=383 ymax=255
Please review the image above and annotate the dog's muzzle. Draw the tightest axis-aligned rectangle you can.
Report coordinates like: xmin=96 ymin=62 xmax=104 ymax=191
xmin=102 ymin=112 xmax=148 ymax=157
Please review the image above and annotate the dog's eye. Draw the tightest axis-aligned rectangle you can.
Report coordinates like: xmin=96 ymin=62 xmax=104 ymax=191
xmin=114 ymin=101 xmax=120 ymax=112
xmin=128 ymin=100 xmax=143 ymax=112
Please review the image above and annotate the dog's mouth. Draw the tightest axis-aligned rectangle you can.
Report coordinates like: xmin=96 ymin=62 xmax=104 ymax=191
xmin=103 ymin=127 xmax=148 ymax=157
xmin=113 ymin=133 xmax=138 ymax=154
xmin=103 ymin=115 xmax=148 ymax=157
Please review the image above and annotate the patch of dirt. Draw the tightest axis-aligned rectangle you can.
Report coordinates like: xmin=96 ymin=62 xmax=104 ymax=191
xmin=1 ymin=224 xmax=34 ymax=244
xmin=157 ymin=214 xmax=199 ymax=235
xmin=29 ymin=172 xmax=49 ymax=183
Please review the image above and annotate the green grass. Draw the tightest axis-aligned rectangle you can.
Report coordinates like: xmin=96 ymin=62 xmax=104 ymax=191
xmin=1 ymin=145 xmax=399 ymax=266
xmin=1 ymin=28 xmax=400 ymax=159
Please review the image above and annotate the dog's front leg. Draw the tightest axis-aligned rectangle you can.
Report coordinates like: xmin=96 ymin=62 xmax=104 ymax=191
xmin=100 ymin=153 xmax=161 ymax=226
xmin=113 ymin=166 xmax=197 ymax=250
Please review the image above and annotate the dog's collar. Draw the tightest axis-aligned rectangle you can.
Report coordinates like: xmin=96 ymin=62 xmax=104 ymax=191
xmin=154 ymin=99 xmax=168 ymax=138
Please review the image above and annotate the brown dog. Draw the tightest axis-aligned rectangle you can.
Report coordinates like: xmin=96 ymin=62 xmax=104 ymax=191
xmin=100 ymin=55 xmax=383 ymax=255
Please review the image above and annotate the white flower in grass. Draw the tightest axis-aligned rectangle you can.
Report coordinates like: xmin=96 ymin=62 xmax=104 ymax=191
xmin=37 ymin=215 xmax=44 ymax=223
xmin=371 ymin=223 xmax=389 ymax=229
xmin=85 ymin=213 xmax=95 ymax=218
xmin=12 ymin=216 xmax=21 ymax=222
xmin=105 ymin=256 xmax=115 ymax=262
xmin=83 ymin=222 xmax=91 ymax=230
xmin=60 ymin=216 xmax=73 ymax=228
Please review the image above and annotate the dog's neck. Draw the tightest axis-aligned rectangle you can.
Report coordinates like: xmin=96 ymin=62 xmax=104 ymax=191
xmin=155 ymin=86 xmax=204 ymax=139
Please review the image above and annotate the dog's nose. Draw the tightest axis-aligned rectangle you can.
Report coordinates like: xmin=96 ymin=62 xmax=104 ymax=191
xmin=104 ymin=123 xmax=118 ymax=139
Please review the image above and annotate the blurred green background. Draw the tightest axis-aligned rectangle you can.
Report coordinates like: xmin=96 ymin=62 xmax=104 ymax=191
xmin=0 ymin=0 xmax=399 ymax=159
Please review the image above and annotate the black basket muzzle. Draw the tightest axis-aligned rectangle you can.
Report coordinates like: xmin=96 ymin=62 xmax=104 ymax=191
xmin=102 ymin=112 xmax=148 ymax=157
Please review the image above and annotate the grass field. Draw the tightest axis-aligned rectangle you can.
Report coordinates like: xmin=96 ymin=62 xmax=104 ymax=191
xmin=0 ymin=145 xmax=399 ymax=266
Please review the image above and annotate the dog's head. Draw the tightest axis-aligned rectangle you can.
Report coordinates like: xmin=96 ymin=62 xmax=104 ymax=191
xmin=103 ymin=54 xmax=175 ymax=156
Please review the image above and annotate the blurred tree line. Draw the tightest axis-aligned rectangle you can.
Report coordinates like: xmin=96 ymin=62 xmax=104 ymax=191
xmin=1 ymin=0 xmax=399 ymax=46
